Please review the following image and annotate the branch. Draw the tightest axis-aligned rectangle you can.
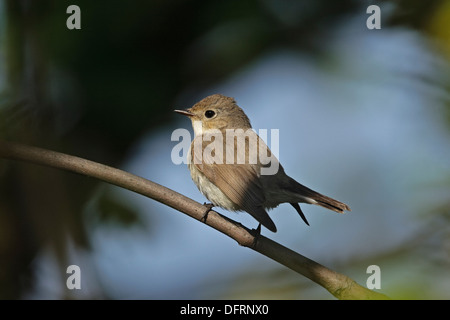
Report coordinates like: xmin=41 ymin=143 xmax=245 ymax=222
xmin=0 ymin=140 xmax=389 ymax=300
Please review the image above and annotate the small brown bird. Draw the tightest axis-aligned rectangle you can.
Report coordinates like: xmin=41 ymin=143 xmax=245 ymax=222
xmin=175 ymin=94 xmax=350 ymax=232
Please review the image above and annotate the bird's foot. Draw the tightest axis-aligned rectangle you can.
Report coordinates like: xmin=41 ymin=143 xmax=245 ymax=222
xmin=201 ymin=203 xmax=214 ymax=223
xmin=251 ymin=223 xmax=262 ymax=248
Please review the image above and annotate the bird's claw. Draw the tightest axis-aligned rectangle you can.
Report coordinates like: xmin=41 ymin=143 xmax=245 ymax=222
xmin=251 ymin=223 xmax=262 ymax=248
xmin=201 ymin=203 xmax=214 ymax=223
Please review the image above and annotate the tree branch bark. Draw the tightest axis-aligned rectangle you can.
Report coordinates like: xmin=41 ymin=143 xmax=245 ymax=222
xmin=0 ymin=140 xmax=389 ymax=299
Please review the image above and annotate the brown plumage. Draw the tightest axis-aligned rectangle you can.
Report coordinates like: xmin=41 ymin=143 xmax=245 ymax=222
xmin=175 ymin=94 xmax=350 ymax=232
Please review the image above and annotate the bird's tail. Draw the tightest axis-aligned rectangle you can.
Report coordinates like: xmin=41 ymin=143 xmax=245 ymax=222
xmin=287 ymin=178 xmax=351 ymax=213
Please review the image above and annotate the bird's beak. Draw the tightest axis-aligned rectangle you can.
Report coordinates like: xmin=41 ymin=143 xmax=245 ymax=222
xmin=174 ymin=109 xmax=195 ymax=117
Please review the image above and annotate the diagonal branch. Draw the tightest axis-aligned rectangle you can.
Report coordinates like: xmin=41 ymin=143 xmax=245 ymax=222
xmin=0 ymin=140 xmax=389 ymax=299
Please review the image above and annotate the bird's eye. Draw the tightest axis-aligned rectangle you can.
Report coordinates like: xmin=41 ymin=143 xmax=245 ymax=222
xmin=204 ymin=110 xmax=215 ymax=118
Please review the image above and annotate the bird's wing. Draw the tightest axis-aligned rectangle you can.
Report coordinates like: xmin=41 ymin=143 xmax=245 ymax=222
xmin=191 ymin=132 xmax=277 ymax=232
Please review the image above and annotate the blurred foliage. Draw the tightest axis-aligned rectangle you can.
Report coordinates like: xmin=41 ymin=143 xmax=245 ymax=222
xmin=0 ymin=0 xmax=449 ymax=299
xmin=94 ymin=192 xmax=142 ymax=228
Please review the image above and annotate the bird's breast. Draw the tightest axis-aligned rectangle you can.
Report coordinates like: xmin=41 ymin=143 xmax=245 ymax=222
xmin=188 ymin=161 xmax=240 ymax=211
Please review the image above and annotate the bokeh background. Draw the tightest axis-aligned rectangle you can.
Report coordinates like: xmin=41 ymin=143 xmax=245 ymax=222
xmin=0 ymin=0 xmax=449 ymax=299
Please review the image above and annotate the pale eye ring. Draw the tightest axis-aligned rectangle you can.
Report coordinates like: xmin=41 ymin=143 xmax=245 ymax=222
xmin=204 ymin=110 xmax=215 ymax=118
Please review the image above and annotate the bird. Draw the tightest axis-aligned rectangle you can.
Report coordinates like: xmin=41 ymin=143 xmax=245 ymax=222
xmin=175 ymin=94 xmax=350 ymax=232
